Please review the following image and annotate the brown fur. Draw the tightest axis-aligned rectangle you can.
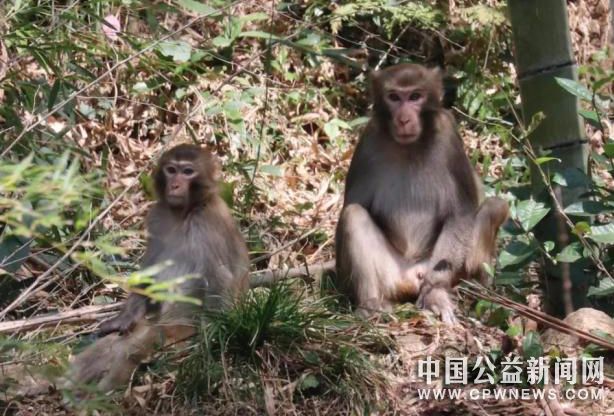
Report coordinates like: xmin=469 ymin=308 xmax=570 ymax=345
xmin=65 ymin=144 xmax=249 ymax=391
xmin=334 ymin=64 xmax=508 ymax=323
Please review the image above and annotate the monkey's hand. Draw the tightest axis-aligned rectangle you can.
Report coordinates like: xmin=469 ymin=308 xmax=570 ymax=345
xmin=98 ymin=293 xmax=148 ymax=335
xmin=416 ymin=282 xmax=457 ymax=325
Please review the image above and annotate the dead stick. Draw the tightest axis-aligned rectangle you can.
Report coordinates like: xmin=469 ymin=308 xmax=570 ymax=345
xmin=250 ymin=260 xmax=335 ymax=288
xmin=0 ymin=260 xmax=336 ymax=334
xmin=459 ymin=287 xmax=614 ymax=351
xmin=0 ymin=303 xmax=121 ymax=334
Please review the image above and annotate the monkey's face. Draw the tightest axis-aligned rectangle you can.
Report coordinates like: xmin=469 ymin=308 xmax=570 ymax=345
xmin=371 ymin=64 xmax=443 ymax=146
xmin=162 ymin=161 xmax=198 ymax=208
xmin=154 ymin=144 xmax=219 ymax=210
xmin=384 ymin=88 xmax=426 ymax=145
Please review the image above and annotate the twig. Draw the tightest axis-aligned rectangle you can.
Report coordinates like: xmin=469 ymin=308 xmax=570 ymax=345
xmin=250 ymin=259 xmax=335 ymax=288
xmin=0 ymin=180 xmax=141 ymax=320
xmin=0 ymin=303 xmax=121 ymax=334
xmin=459 ymin=283 xmax=614 ymax=351
xmin=250 ymin=228 xmax=318 ymax=264
xmin=0 ymin=260 xmax=336 ymax=333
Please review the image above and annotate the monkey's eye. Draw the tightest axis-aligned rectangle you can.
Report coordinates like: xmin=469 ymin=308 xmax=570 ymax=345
xmin=182 ymin=167 xmax=195 ymax=176
xmin=409 ymin=92 xmax=422 ymax=101
xmin=388 ymin=93 xmax=401 ymax=102
xmin=164 ymin=166 xmax=177 ymax=175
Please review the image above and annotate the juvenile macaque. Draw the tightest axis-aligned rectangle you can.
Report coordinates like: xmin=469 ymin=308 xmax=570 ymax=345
xmin=334 ymin=64 xmax=508 ymax=323
xmin=66 ymin=144 xmax=249 ymax=391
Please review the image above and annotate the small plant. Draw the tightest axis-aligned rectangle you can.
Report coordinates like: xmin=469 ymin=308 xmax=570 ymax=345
xmin=176 ymin=282 xmax=391 ymax=412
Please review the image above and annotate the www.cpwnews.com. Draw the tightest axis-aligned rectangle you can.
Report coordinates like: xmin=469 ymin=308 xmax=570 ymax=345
xmin=416 ymin=387 xmax=609 ymax=401
xmin=414 ymin=355 xmax=610 ymax=401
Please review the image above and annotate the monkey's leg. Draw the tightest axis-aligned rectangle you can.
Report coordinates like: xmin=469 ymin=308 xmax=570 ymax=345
xmin=465 ymin=197 xmax=509 ymax=282
xmin=337 ymin=204 xmax=422 ymax=316
xmin=66 ymin=304 xmax=196 ymax=392
xmin=416 ymin=217 xmax=471 ymax=324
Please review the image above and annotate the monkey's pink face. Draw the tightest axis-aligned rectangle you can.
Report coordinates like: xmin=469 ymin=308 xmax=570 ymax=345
xmin=163 ymin=161 xmax=198 ymax=208
xmin=385 ymin=89 xmax=426 ymax=145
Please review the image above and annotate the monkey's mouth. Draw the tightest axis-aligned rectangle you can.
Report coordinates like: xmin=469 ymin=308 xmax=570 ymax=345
xmin=394 ymin=133 xmax=420 ymax=144
xmin=166 ymin=194 xmax=187 ymax=207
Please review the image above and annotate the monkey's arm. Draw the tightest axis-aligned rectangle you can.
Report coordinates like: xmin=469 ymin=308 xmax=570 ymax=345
xmin=416 ymin=215 xmax=471 ymax=324
xmin=98 ymin=232 xmax=165 ymax=335
xmin=98 ymin=293 xmax=149 ymax=335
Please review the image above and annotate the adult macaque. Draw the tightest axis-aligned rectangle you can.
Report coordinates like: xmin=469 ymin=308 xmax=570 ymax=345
xmin=335 ymin=64 xmax=508 ymax=324
xmin=66 ymin=144 xmax=249 ymax=391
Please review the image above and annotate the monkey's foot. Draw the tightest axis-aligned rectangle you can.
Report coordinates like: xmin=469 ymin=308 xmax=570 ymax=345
xmin=416 ymin=285 xmax=458 ymax=325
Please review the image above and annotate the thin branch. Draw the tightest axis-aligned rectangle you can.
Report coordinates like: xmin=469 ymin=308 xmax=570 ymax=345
xmin=0 ymin=303 xmax=121 ymax=334
xmin=250 ymin=259 xmax=335 ymax=288
xmin=460 ymin=283 xmax=614 ymax=351
xmin=0 ymin=260 xmax=336 ymax=333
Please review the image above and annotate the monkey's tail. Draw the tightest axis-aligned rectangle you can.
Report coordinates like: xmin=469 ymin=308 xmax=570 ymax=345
xmin=465 ymin=197 xmax=509 ymax=283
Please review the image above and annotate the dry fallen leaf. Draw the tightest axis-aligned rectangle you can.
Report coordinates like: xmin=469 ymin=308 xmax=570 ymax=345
xmin=102 ymin=14 xmax=121 ymax=41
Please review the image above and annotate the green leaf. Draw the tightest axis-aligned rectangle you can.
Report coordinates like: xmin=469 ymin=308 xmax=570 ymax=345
xmin=238 ymin=31 xmax=281 ymax=41
xmin=555 ymin=77 xmax=607 ymax=109
xmin=259 ymin=164 xmax=283 ymax=177
xmin=589 ymin=223 xmax=614 ymax=244
xmin=603 ymin=142 xmax=614 ymax=158
xmin=132 ymin=81 xmax=149 ymax=93
xmin=555 ymin=77 xmax=593 ymax=102
xmin=534 ymin=156 xmax=560 ymax=165
xmin=176 ymin=0 xmax=218 ymax=16
xmin=212 ymin=36 xmax=233 ymax=48
xmin=323 ymin=118 xmax=350 ymax=140
xmin=588 ymin=277 xmax=614 ymax=298
xmin=0 ymin=233 xmax=32 ymax=274
xmin=300 ymin=374 xmax=320 ymax=390
xmin=302 ymin=351 xmax=320 ymax=365
xmin=499 ymin=241 xmax=537 ymax=268
xmin=219 ymin=181 xmax=235 ymax=208
xmin=522 ymin=331 xmax=543 ymax=359
xmin=514 ymin=199 xmax=550 ymax=231
xmin=572 ymin=221 xmax=591 ymax=236
xmin=48 ymin=79 xmax=61 ymax=111
xmin=333 ymin=4 xmax=357 ymax=16
xmin=78 ymin=103 xmax=96 ymax=120
xmin=525 ymin=112 xmax=545 ymax=137
xmin=222 ymin=100 xmax=243 ymax=120
xmin=552 ymin=168 xmax=591 ymax=188
xmin=295 ymin=33 xmax=322 ymax=48
xmin=564 ymin=201 xmax=613 ymax=217
xmin=556 ymin=242 xmax=583 ymax=263
xmin=543 ymin=241 xmax=555 ymax=252
xmin=507 ymin=325 xmax=522 ymax=337
xmin=237 ymin=12 xmax=268 ymax=22
xmin=158 ymin=40 xmax=192 ymax=63
xmin=474 ymin=300 xmax=494 ymax=319
xmin=348 ymin=116 xmax=370 ymax=128
xmin=578 ymin=109 xmax=601 ymax=128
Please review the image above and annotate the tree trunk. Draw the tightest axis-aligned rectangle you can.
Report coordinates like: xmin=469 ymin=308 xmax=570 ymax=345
xmin=508 ymin=0 xmax=590 ymax=317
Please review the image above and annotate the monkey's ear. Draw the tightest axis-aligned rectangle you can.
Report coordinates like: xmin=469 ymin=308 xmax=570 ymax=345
xmin=427 ymin=66 xmax=445 ymax=104
xmin=367 ymin=69 xmax=382 ymax=102
xmin=206 ymin=151 xmax=222 ymax=182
